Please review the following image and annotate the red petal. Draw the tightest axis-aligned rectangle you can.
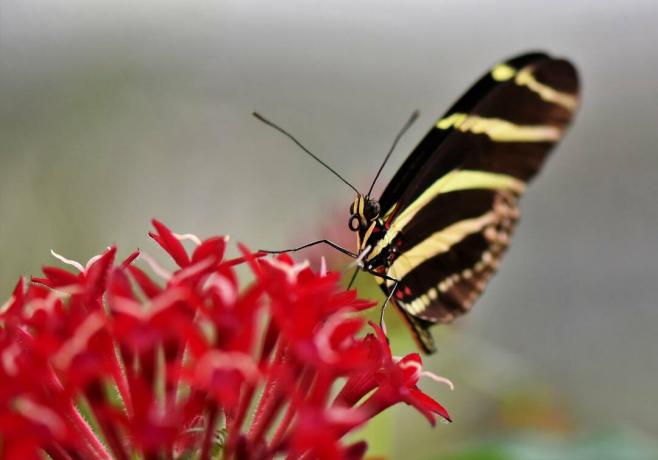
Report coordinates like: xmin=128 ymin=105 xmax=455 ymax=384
xmin=8 ymin=278 xmax=26 ymax=312
xmin=276 ymin=253 xmax=295 ymax=265
xmin=12 ymin=277 xmax=25 ymax=301
xmin=30 ymin=276 xmax=53 ymax=288
xmin=237 ymin=243 xmax=263 ymax=275
xmin=108 ymin=268 xmax=134 ymax=299
xmin=398 ymin=353 xmax=422 ymax=384
xmin=41 ymin=266 xmax=80 ymax=287
xmin=85 ymin=246 xmax=116 ymax=299
xmin=150 ymin=220 xmax=191 ymax=268
xmin=328 ymin=318 xmax=364 ymax=349
xmin=121 ymin=250 xmax=140 ymax=268
xmin=332 ymin=291 xmax=376 ymax=312
xmin=127 ymin=265 xmax=162 ymax=298
xmin=192 ymin=236 xmax=227 ymax=264
xmin=334 ymin=371 xmax=378 ymax=408
xmin=407 ymin=387 xmax=451 ymax=423
xmin=343 ymin=441 xmax=368 ymax=460
xmin=367 ymin=321 xmax=393 ymax=361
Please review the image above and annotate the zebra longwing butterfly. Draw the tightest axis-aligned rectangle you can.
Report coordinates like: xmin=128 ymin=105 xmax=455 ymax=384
xmin=258 ymin=51 xmax=580 ymax=353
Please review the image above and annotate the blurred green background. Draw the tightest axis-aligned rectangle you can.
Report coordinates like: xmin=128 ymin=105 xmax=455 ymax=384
xmin=1 ymin=1 xmax=657 ymax=458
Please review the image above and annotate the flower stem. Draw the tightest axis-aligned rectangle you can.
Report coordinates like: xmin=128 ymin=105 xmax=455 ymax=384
xmin=269 ymin=366 xmax=314 ymax=450
xmin=247 ymin=343 xmax=291 ymax=444
xmin=199 ymin=403 xmax=220 ymax=460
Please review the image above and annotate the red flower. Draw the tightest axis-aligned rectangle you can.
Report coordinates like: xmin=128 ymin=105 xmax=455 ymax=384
xmin=0 ymin=220 xmax=452 ymax=459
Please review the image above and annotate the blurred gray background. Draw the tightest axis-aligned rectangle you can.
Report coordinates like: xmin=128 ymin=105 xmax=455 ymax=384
xmin=1 ymin=1 xmax=657 ymax=458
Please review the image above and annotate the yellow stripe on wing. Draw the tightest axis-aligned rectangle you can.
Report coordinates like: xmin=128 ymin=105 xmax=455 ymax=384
xmin=385 ymin=211 xmax=497 ymax=285
xmin=392 ymin=170 xmax=524 ymax=233
xmin=491 ymin=63 xmax=578 ymax=110
xmin=491 ymin=63 xmax=517 ymax=81
xmin=370 ymin=170 xmax=523 ymax=260
xmin=436 ymin=113 xmax=562 ymax=142
xmin=515 ymin=68 xmax=579 ymax=110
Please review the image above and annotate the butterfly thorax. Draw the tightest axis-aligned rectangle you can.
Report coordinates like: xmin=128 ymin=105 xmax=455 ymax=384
xmin=348 ymin=195 xmax=395 ymax=270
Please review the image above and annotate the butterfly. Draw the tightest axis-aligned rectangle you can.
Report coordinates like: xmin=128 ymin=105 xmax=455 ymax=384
xmin=257 ymin=51 xmax=580 ymax=353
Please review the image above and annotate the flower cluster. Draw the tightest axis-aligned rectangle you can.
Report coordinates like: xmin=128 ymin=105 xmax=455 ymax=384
xmin=0 ymin=220 xmax=451 ymax=459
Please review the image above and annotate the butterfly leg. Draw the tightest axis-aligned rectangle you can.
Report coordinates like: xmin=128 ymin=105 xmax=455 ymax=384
xmin=346 ymin=267 xmax=359 ymax=289
xmin=259 ymin=240 xmax=358 ymax=258
xmin=380 ymin=279 xmax=400 ymax=332
xmin=365 ymin=270 xmax=400 ymax=332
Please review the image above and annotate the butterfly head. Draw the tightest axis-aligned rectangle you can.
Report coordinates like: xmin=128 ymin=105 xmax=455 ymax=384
xmin=349 ymin=195 xmax=381 ymax=252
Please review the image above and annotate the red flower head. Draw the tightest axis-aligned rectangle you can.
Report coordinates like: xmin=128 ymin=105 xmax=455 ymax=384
xmin=0 ymin=220 xmax=452 ymax=459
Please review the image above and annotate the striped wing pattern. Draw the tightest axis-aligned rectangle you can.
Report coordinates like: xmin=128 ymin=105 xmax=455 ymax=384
xmin=373 ymin=52 xmax=579 ymax=352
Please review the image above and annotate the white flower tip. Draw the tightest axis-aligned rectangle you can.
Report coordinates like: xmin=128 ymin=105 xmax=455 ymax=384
xmin=265 ymin=258 xmax=310 ymax=283
xmin=50 ymin=250 xmax=85 ymax=273
xmin=173 ymin=233 xmax=202 ymax=246
xmin=85 ymin=254 xmax=103 ymax=271
xmin=320 ymin=257 xmax=327 ymax=277
xmin=421 ymin=370 xmax=455 ymax=391
xmin=196 ymin=351 xmax=260 ymax=384
xmin=14 ymin=398 xmax=66 ymax=437
xmin=202 ymin=273 xmax=238 ymax=306
xmin=2 ymin=342 xmax=20 ymax=376
xmin=140 ymin=252 xmax=173 ymax=281
xmin=0 ymin=296 xmax=15 ymax=314
xmin=53 ymin=312 xmax=106 ymax=370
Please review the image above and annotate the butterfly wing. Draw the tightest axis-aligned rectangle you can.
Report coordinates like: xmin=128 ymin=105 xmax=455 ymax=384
xmin=373 ymin=52 xmax=580 ymax=353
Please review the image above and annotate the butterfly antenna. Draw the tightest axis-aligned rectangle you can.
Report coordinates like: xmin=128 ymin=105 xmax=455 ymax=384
xmin=366 ymin=110 xmax=420 ymax=197
xmin=253 ymin=112 xmax=360 ymax=195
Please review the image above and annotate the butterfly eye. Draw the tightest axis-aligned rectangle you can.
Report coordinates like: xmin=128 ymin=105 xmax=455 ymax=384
xmin=364 ymin=199 xmax=381 ymax=220
xmin=348 ymin=215 xmax=361 ymax=231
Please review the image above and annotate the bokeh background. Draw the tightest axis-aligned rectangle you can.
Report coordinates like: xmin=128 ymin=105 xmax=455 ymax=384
xmin=2 ymin=1 xmax=657 ymax=458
